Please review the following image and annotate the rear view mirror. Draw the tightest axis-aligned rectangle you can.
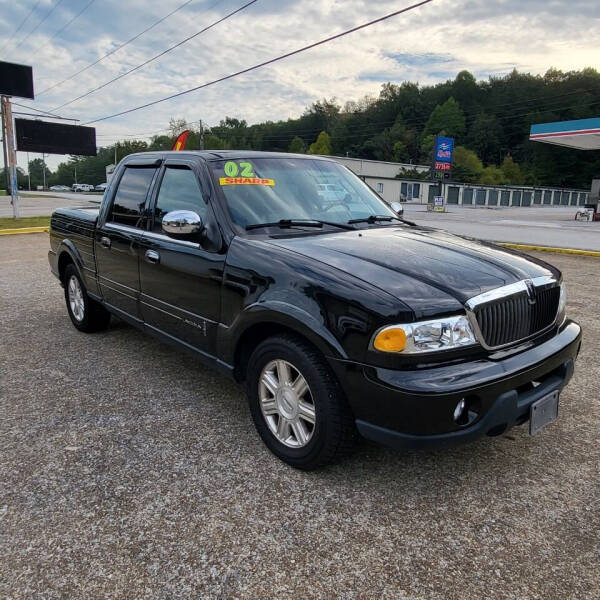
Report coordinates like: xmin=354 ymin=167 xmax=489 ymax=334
xmin=390 ymin=202 xmax=404 ymax=217
xmin=162 ymin=210 xmax=203 ymax=236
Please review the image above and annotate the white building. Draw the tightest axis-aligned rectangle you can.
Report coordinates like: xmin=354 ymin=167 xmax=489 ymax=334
xmin=330 ymin=156 xmax=589 ymax=208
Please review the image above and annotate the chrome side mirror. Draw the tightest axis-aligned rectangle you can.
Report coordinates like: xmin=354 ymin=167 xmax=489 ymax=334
xmin=162 ymin=210 xmax=203 ymax=236
xmin=390 ymin=201 xmax=404 ymax=217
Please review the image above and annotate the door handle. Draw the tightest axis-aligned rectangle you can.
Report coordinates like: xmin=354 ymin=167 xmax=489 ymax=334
xmin=100 ymin=236 xmax=111 ymax=248
xmin=145 ymin=249 xmax=160 ymax=264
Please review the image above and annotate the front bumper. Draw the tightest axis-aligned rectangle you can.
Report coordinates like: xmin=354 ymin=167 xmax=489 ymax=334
xmin=330 ymin=320 xmax=582 ymax=450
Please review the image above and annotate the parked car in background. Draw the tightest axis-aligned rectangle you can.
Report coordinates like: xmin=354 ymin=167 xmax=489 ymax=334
xmin=50 ymin=185 xmax=70 ymax=192
xmin=72 ymin=183 xmax=94 ymax=192
xmin=95 ymin=183 xmax=107 ymax=192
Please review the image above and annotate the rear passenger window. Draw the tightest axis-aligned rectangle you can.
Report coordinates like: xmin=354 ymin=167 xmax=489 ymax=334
xmin=109 ymin=167 xmax=157 ymax=226
xmin=153 ymin=166 xmax=207 ymax=233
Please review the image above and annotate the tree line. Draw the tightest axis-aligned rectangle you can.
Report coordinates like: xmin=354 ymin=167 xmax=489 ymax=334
xmin=10 ymin=67 xmax=599 ymax=190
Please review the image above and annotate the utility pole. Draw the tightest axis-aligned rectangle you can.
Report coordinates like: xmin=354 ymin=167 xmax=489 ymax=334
xmin=1 ymin=96 xmax=19 ymax=218
xmin=27 ymin=151 xmax=31 ymax=190
xmin=199 ymin=119 xmax=204 ymax=150
xmin=42 ymin=153 xmax=46 ymax=190
xmin=114 ymin=143 xmax=117 ymax=165
xmin=74 ymin=163 xmax=77 ymax=184
xmin=1 ymin=97 xmax=10 ymax=194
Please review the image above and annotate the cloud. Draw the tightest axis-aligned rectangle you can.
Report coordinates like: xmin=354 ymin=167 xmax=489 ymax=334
xmin=1 ymin=0 xmax=598 ymax=169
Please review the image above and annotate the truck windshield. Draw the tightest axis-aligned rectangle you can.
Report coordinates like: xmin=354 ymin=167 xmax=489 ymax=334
xmin=209 ymin=157 xmax=396 ymax=229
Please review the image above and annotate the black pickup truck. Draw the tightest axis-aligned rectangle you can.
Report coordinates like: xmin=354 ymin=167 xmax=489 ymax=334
xmin=49 ymin=151 xmax=581 ymax=469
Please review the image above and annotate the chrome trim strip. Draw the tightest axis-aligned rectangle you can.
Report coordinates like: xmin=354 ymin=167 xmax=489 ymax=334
xmin=104 ymin=221 xmax=200 ymax=248
xmin=465 ymin=275 xmax=556 ymax=310
xmin=104 ymin=222 xmax=144 ymax=234
xmin=98 ymin=274 xmax=138 ymax=294
xmin=464 ymin=276 xmax=560 ymax=351
xmin=142 ymin=230 xmax=200 ymax=248
xmin=139 ymin=293 xmax=218 ymax=324
xmin=99 ymin=281 xmax=137 ymax=302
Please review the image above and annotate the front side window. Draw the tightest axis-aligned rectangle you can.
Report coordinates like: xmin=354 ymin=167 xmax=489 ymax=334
xmin=153 ymin=166 xmax=207 ymax=233
xmin=209 ymin=157 xmax=395 ymax=229
xmin=109 ymin=167 xmax=157 ymax=226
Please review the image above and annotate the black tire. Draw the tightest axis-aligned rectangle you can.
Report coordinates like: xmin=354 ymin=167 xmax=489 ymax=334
xmin=246 ymin=334 xmax=358 ymax=470
xmin=63 ymin=264 xmax=111 ymax=333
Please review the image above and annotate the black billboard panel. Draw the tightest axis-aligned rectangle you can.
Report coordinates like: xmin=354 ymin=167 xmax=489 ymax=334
xmin=15 ymin=119 xmax=97 ymax=156
xmin=0 ymin=61 xmax=34 ymax=99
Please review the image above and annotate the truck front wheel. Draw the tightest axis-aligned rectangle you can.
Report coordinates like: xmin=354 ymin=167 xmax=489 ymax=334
xmin=246 ymin=334 xmax=357 ymax=470
xmin=63 ymin=264 xmax=111 ymax=333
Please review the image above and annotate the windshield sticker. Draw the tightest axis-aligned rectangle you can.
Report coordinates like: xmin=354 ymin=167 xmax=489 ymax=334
xmin=219 ymin=177 xmax=275 ymax=186
xmin=224 ymin=161 xmax=256 ymax=177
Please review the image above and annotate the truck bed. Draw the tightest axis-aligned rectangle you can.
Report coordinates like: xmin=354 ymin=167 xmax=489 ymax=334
xmin=49 ymin=206 xmax=99 ymax=282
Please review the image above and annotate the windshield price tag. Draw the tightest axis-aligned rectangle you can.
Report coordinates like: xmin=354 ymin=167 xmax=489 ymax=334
xmin=220 ymin=177 xmax=275 ymax=186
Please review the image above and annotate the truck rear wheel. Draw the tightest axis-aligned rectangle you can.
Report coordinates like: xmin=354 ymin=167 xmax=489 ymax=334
xmin=246 ymin=334 xmax=357 ymax=470
xmin=63 ymin=264 xmax=111 ymax=333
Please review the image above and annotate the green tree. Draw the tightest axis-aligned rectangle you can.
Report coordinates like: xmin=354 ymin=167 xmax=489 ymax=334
xmin=288 ymin=136 xmax=306 ymax=153
xmin=479 ymin=165 xmax=506 ymax=185
xmin=28 ymin=158 xmax=52 ymax=189
xmin=501 ymin=155 xmax=525 ymax=184
xmin=452 ymin=146 xmax=483 ymax=183
xmin=468 ymin=112 xmax=502 ymax=165
xmin=308 ymin=131 xmax=332 ymax=155
xmin=423 ymin=97 xmax=466 ymax=140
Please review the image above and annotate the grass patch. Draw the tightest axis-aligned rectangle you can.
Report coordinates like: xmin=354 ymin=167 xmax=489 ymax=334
xmin=0 ymin=216 xmax=50 ymax=230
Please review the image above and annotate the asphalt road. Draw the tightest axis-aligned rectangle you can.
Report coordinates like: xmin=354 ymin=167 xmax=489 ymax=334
xmin=404 ymin=205 xmax=600 ymax=252
xmin=0 ymin=192 xmax=100 ymax=218
xmin=1 ymin=234 xmax=599 ymax=599
xmin=2 ymin=193 xmax=599 ymax=251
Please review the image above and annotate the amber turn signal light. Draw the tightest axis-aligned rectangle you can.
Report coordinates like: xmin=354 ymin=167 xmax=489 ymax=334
xmin=373 ymin=327 xmax=407 ymax=352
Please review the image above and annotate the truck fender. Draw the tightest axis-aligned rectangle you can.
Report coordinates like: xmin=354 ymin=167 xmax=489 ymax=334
xmin=56 ymin=239 xmax=88 ymax=287
xmin=221 ymin=300 xmax=348 ymax=369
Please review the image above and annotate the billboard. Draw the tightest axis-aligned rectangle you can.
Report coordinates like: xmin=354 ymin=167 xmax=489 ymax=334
xmin=0 ymin=61 xmax=34 ymax=99
xmin=434 ymin=136 xmax=454 ymax=164
xmin=15 ymin=119 xmax=97 ymax=156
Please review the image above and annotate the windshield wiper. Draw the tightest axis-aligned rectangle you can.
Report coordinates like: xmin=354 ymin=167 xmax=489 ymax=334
xmin=348 ymin=214 xmax=414 ymax=225
xmin=246 ymin=219 xmax=355 ymax=231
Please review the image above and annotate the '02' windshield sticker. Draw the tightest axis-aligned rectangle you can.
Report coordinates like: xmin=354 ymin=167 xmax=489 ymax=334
xmin=219 ymin=177 xmax=275 ymax=186
xmin=224 ymin=161 xmax=255 ymax=177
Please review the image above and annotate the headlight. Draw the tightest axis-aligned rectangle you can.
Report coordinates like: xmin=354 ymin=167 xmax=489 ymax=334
xmin=557 ymin=282 xmax=567 ymax=325
xmin=372 ymin=315 xmax=478 ymax=354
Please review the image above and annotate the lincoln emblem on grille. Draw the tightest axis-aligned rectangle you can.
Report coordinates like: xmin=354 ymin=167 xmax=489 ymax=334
xmin=524 ymin=279 xmax=537 ymax=305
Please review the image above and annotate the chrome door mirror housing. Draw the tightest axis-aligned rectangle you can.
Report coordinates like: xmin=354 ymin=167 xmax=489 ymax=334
xmin=162 ymin=210 xmax=203 ymax=236
xmin=390 ymin=201 xmax=404 ymax=217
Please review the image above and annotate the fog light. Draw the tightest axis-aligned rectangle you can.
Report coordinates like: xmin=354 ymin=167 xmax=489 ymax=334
xmin=453 ymin=398 xmax=467 ymax=423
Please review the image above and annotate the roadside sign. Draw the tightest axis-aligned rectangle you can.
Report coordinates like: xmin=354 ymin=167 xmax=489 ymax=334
xmin=15 ymin=119 xmax=97 ymax=156
xmin=0 ymin=61 xmax=34 ymax=99
xmin=434 ymin=136 xmax=454 ymax=164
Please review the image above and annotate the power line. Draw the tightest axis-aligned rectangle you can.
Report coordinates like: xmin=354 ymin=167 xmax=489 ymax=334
xmin=0 ymin=0 xmax=42 ymax=53
xmin=51 ymin=0 xmax=255 ymax=111
xmin=27 ymin=0 xmax=96 ymax=60
xmin=11 ymin=101 xmax=69 ymax=120
xmin=82 ymin=0 xmax=436 ymax=125
xmin=11 ymin=0 xmax=66 ymax=55
xmin=35 ymin=0 xmax=198 ymax=96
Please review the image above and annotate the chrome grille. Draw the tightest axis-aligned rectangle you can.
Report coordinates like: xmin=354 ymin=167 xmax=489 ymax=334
xmin=466 ymin=277 xmax=560 ymax=349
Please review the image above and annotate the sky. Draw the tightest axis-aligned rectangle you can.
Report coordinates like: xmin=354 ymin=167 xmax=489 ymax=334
xmin=1 ymin=0 xmax=599 ymax=171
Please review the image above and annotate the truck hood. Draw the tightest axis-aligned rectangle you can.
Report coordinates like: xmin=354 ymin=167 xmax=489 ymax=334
xmin=264 ymin=225 xmax=558 ymax=319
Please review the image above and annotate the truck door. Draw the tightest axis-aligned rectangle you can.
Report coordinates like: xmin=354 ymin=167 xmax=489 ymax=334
xmin=95 ymin=163 xmax=159 ymax=321
xmin=138 ymin=160 xmax=225 ymax=356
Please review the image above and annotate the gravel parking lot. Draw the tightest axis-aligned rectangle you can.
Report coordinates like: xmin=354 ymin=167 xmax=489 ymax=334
xmin=1 ymin=234 xmax=598 ymax=599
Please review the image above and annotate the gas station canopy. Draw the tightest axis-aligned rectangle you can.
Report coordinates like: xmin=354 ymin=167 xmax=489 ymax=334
xmin=530 ymin=117 xmax=600 ymax=150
